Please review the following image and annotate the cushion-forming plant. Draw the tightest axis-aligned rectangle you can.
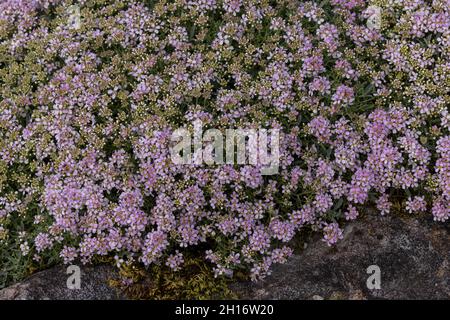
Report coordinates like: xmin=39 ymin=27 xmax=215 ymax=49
xmin=0 ymin=0 xmax=448 ymax=282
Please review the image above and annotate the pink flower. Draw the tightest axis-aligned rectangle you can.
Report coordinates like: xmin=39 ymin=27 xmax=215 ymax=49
xmin=322 ymin=223 xmax=344 ymax=246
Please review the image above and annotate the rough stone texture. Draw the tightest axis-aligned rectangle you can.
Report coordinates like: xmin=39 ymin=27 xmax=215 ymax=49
xmin=0 ymin=265 xmax=124 ymax=300
xmin=231 ymin=211 xmax=449 ymax=300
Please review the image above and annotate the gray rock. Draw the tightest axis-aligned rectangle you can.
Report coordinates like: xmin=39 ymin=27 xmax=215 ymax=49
xmin=231 ymin=211 xmax=450 ymax=300
xmin=0 ymin=265 xmax=124 ymax=300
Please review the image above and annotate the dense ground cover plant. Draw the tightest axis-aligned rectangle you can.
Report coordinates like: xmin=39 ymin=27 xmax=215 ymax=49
xmin=0 ymin=0 xmax=448 ymax=286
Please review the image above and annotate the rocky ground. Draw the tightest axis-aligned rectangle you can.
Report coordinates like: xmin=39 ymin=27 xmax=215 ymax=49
xmin=0 ymin=210 xmax=448 ymax=300
xmin=0 ymin=265 xmax=123 ymax=300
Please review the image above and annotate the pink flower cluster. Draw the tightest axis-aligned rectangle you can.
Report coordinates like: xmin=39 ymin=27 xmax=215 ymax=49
xmin=0 ymin=0 xmax=448 ymax=281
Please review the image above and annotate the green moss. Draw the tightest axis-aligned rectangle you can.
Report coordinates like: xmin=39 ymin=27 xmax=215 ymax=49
xmin=110 ymin=254 xmax=237 ymax=300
